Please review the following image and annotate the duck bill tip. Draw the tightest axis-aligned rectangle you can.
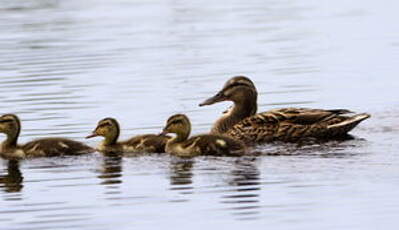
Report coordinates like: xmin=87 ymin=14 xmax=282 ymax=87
xmin=199 ymin=96 xmax=221 ymax=107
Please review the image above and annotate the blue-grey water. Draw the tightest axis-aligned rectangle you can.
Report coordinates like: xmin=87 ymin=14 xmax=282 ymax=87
xmin=0 ymin=0 xmax=398 ymax=229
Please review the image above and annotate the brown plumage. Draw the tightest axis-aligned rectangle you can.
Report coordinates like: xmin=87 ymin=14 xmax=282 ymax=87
xmin=199 ymin=76 xmax=370 ymax=144
xmin=0 ymin=114 xmax=94 ymax=159
xmin=86 ymin=117 xmax=170 ymax=154
xmin=160 ymin=114 xmax=247 ymax=157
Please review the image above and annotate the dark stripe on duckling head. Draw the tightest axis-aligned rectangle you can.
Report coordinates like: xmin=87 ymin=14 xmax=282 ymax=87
xmin=163 ymin=114 xmax=191 ymax=139
xmin=99 ymin=117 xmax=119 ymax=126
xmin=167 ymin=114 xmax=189 ymax=125
xmin=96 ymin=117 xmax=120 ymax=144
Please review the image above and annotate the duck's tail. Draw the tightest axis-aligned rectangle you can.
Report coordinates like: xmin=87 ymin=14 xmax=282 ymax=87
xmin=327 ymin=113 xmax=370 ymax=136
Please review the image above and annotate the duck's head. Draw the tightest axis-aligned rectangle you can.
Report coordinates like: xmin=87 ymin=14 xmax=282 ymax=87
xmin=0 ymin=114 xmax=21 ymax=138
xmin=160 ymin=114 xmax=191 ymax=138
xmin=199 ymin=76 xmax=257 ymax=106
xmin=86 ymin=118 xmax=120 ymax=142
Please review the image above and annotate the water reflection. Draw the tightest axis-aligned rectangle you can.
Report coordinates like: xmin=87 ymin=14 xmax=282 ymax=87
xmin=222 ymin=158 xmax=261 ymax=220
xmin=0 ymin=0 xmax=59 ymax=12
xmin=169 ymin=158 xmax=194 ymax=195
xmin=0 ymin=160 xmax=24 ymax=193
xmin=0 ymin=0 xmax=394 ymax=228
xmin=97 ymin=154 xmax=123 ymax=186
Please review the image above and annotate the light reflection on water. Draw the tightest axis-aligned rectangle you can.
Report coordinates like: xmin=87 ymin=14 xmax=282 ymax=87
xmin=1 ymin=0 xmax=399 ymax=229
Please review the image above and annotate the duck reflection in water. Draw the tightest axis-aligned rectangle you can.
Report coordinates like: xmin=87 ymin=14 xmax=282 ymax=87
xmin=97 ymin=153 xmax=123 ymax=186
xmin=169 ymin=158 xmax=194 ymax=195
xmin=0 ymin=160 xmax=23 ymax=193
xmin=222 ymin=157 xmax=261 ymax=220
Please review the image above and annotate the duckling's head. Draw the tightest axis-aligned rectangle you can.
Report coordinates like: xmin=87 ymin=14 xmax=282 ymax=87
xmin=86 ymin=118 xmax=120 ymax=143
xmin=199 ymin=76 xmax=257 ymax=106
xmin=0 ymin=114 xmax=21 ymax=138
xmin=160 ymin=114 xmax=191 ymax=138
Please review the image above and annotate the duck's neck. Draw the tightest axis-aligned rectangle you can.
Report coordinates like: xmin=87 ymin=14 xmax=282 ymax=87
xmin=168 ymin=130 xmax=190 ymax=145
xmin=102 ymin=131 xmax=119 ymax=146
xmin=211 ymin=98 xmax=257 ymax=135
xmin=1 ymin=132 xmax=19 ymax=151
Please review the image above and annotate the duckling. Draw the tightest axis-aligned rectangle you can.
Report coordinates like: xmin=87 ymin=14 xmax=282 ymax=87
xmin=0 ymin=114 xmax=94 ymax=159
xmin=86 ymin=117 xmax=170 ymax=154
xmin=159 ymin=114 xmax=247 ymax=157
xmin=199 ymin=76 xmax=370 ymax=144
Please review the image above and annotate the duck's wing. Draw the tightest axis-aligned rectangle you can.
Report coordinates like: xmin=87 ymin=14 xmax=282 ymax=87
xmin=22 ymin=138 xmax=95 ymax=157
xmin=226 ymin=113 xmax=281 ymax=144
xmin=267 ymin=107 xmax=353 ymax=125
xmin=227 ymin=108 xmax=369 ymax=144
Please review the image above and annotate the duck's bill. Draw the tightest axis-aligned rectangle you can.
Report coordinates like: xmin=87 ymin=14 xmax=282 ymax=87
xmin=86 ymin=133 xmax=98 ymax=139
xmin=199 ymin=92 xmax=225 ymax=106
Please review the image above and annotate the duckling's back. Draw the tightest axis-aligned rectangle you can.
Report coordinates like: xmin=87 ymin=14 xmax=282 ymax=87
xmin=123 ymin=134 xmax=170 ymax=153
xmin=187 ymin=134 xmax=247 ymax=156
xmin=22 ymin=138 xmax=95 ymax=157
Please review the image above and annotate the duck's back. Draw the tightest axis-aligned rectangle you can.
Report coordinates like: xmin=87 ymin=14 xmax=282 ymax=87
xmin=123 ymin=134 xmax=170 ymax=153
xmin=182 ymin=134 xmax=246 ymax=156
xmin=226 ymin=107 xmax=370 ymax=144
xmin=22 ymin=137 xmax=94 ymax=157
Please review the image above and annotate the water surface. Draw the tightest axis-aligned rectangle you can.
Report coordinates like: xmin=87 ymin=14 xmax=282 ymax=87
xmin=1 ymin=0 xmax=399 ymax=229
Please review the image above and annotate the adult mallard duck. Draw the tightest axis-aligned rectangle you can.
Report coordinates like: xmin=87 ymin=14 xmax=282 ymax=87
xmin=199 ymin=76 xmax=370 ymax=144
xmin=0 ymin=114 xmax=94 ymax=159
xmin=159 ymin=114 xmax=247 ymax=157
xmin=86 ymin=117 xmax=170 ymax=154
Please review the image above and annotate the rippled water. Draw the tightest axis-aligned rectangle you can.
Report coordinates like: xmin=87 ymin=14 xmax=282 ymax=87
xmin=1 ymin=0 xmax=399 ymax=229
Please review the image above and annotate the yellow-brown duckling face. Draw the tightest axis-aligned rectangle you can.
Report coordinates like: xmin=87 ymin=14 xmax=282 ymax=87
xmin=199 ymin=76 xmax=257 ymax=106
xmin=160 ymin=114 xmax=191 ymax=136
xmin=86 ymin=118 xmax=119 ymax=140
xmin=0 ymin=114 xmax=20 ymax=136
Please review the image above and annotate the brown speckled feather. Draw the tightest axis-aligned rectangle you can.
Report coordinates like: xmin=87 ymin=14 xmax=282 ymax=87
xmin=267 ymin=108 xmax=353 ymax=124
xmin=226 ymin=108 xmax=370 ymax=144
xmin=22 ymin=137 xmax=95 ymax=157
